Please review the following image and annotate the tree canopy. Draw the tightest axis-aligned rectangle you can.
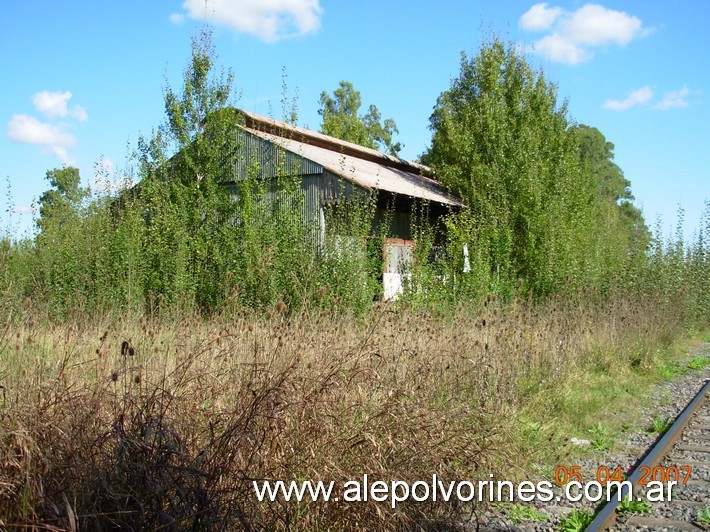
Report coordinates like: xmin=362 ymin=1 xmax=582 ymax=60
xmin=7 ymin=29 xmax=704 ymax=321
xmin=573 ymin=124 xmax=650 ymax=251
xmin=37 ymin=166 xmax=87 ymax=233
xmin=319 ymin=81 xmax=402 ymax=156
xmin=423 ymin=37 xmax=645 ymax=294
xmin=574 ymin=124 xmax=632 ymax=203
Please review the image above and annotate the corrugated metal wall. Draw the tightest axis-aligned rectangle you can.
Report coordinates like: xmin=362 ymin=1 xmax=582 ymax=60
xmin=233 ymin=130 xmax=324 ymax=179
xmin=228 ymin=130 xmax=415 ymax=246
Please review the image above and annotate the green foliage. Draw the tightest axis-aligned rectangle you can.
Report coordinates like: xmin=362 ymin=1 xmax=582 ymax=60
xmin=648 ymin=416 xmax=673 ymax=434
xmin=587 ymin=423 xmax=612 ymax=451
xmin=36 ymin=167 xmax=87 ymax=232
xmin=574 ymin=125 xmax=631 ymax=203
xmin=505 ymin=504 xmax=549 ymax=524
xmin=657 ymin=360 xmax=688 ymax=380
xmin=319 ymin=194 xmax=381 ymax=309
xmin=639 ymin=202 xmax=710 ymax=325
xmin=687 ymin=354 xmax=710 ymax=370
xmin=0 ymin=31 xmax=707 ymax=330
xmin=556 ymin=508 xmax=594 ymax=532
xmin=1 ymin=29 xmax=384 ymax=318
xmin=573 ymin=124 xmax=650 ymax=254
xmin=424 ymin=39 xmax=591 ymax=294
xmin=617 ymin=496 xmax=651 ymax=515
xmin=32 ymin=167 xmax=92 ymax=314
xmin=319 ymin=81 xmax=402 ymax=155
xmin=699 ymin=506 xmax=710 ymax=524
xmin=422 ymin=37 xmax=653 ymax=298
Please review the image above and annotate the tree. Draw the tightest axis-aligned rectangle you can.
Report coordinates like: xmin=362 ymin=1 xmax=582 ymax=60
xmin=161 ymin=27 xmax=237 ymax=183
xmin=136 ymin=28 xmax=320 ymax=310
xmin=574 ymin=125 xmax=631 ymax=202
xmin=37 ymin=166 xmax=86 ymax=229
xmin=573 ymin=124 xmax=650 ymax=251
xmin=37 ymin=166 xmax=87 ymax=233
xmin=319 ymin=81 xmax=402 ymax=156
xmin=133 ymin=28 xmax=242 ymax=307
xmin=34 ymin=166 xmax=90 ymax=311
xmin=422 ymin=38 xmax=604 ymax=294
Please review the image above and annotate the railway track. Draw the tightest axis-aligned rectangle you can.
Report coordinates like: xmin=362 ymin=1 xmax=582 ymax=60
xmin=481 ymin=363 xmax=710 ymax=531
xmin=588 ymin=378 xmax=710 ymax=531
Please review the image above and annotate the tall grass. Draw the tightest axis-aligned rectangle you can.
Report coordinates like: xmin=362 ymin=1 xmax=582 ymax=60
xmin=0 ymin=287 xmax=696 ymax=530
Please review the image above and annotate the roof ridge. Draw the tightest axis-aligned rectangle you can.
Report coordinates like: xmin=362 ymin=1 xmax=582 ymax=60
xmin=236 ymin=108 xmax=435 ymax=179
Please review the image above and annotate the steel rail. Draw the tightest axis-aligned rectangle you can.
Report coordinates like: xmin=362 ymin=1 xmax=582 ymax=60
xmin=586 ymin=378 xmax=710 ymax=531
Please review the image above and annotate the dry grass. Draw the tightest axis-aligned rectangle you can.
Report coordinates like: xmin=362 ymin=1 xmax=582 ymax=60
xmin=0 ymin=293 xmax=690 ymax=530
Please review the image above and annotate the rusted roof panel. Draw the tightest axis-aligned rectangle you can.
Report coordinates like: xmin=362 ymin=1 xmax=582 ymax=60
xmin=237 ymin=110 xmax=463 ymax=208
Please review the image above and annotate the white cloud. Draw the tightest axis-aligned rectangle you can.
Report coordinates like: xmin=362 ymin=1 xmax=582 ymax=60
xmin=562 ymin=4 xmax=644 ymax=46
xmin=534 ymin=34 xmax=590 ymax=64
xmin=50 ymin=147 xmax=73 ymax=165
xmin=178 ymin=0 xmax=323 ymax=42
xmin=654 ymin=86 xmax=690 ymax=110
xmin=8 ymin=90 xmax=86 ymax=165
xmin=169 ymin=12 xmax=185 ymax=25
xmin=603 ymin=86 xmax=653 ymax=111
xmin=521 ymin=3 xmax=651 ymax=65
xmin=7 ymin=114 xmax=77 ymax=165
xmin=520 ymin=3 xmax=563 ymax=31
xmin=32 ymin=90 xmax=87 ymax=121
xmin=7 ymin=114 xmax=76 ymax=148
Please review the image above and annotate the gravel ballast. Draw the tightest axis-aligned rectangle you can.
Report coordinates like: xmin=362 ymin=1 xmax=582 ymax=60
xmin=480 ymin=342 xmax=710 ymax=531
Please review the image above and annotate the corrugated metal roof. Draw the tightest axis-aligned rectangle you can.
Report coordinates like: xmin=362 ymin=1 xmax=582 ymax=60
xmin=234 ymin=129 xmax=324 ymax=179
xmin=237 ymin=110 xmax=463 ymax=207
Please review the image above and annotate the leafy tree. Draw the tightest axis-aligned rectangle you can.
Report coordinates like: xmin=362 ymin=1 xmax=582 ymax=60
xmin=135 ymin=28 xmax=337 ymax=310
xmin=573 ymin=124 xmax=650 ymax=251
xmin=162 ymin=29 xmax=236 ymax=178
xmin=34 ymin=166 xmax=90 ymax=312
xmin=574 ymin=125 xmax=631 ymax=202
xmin=37 ymin=166 xmax=87 ymax=232
xmin=136 ymin=28 xmax=241 ymax=307
xmin=319 ymin=81 xmax=402 ymax=156
xmin=422 ymin=38 xmax=604 ymax=294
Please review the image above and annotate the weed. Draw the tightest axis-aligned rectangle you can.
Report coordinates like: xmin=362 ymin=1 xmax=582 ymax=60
xmin=588 ymin=422 xmax=609 ymax=437
xmin=591 ymin=436 xmax=611 ymax=451
xmin=658 ymin=361 xmax=688 ymax=380
xmin=588 ymin=423 xmax=612 ymax=452
xmin=506 ymin=503 xmax=549 ymax=524
xmin=0 ymin=22 xmax=708 ymax=532
xmin=557 ymin=508 xmax=594 ymax=532
xmin=648 ymin=416 xmax=673 ymax=434
xmin=0 ymin=295 xmax=704 ymax=530
xmin=532 ymin=463 xmax=554 ymax=480
xmin=698 ymin=506 xmax=710 ymax=524
xmin=618 ymin=496 xmax=651 ymax=515
xmin=687 ymin=354 xmax=710 ymax=370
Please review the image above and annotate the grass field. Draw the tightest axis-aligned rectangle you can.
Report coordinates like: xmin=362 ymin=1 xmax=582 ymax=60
xmin=1 ymin=291 xmax=701 ymax=530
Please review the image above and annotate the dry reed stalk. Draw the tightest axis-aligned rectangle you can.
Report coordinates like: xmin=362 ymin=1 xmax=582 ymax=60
xmin=0 ymin=293 xmax=690 ymax=530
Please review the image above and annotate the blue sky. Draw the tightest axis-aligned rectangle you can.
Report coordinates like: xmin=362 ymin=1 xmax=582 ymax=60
xmin=2 ymin=1 xmax=708 ymax=241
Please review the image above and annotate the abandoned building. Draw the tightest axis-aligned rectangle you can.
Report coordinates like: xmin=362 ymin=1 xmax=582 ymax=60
xmin=226 ymin=109 xmax=464 ymax=299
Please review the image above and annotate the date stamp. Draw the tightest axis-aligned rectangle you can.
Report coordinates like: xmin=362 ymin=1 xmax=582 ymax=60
xmin=554 ymin=465 xmax=693 ymax=486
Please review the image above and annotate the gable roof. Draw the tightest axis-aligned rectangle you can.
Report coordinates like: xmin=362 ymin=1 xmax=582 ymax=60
xmin=236 ymin=109 xmax=463 ymax=207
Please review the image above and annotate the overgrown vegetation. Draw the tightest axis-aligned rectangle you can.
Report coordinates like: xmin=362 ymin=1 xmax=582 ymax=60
xmin=319 ymin=80 xmax=402 ymax=155
xmin=648 ymin=416 xmax=673 ymax=435
xmin=557 ymin=508 xmax=594 ymax=532
xmin=492 ymin=503 xmax=549 ymax=524
xmin=0 ymin=30 xmax=708 ymax=530
xmin=0 ymin=287 xmax=701 ymax=529
xmin=617 ymin=496 xmax=652 ymax=515
xmin=699 ymin=506 xmax=710 ymax=525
